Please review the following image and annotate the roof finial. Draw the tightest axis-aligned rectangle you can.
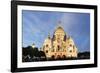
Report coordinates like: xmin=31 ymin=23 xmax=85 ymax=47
xmin=58 ymin=21 xmax=61 ymax=25
xmin=57 ymin=20 xmax=62 ymax=28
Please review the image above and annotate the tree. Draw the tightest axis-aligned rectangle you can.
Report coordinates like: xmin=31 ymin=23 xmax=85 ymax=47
xmin=22 ymin=46 xmax=34 ymax=62
xmin=22 ymin=46 xmax=47 ymax=61
xmin=32 ymin=47 xmax=39 ymax=57
xmin=38 ymin=51 xmax=46 ymax=61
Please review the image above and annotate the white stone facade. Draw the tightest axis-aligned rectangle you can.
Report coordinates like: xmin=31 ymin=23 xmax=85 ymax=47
xmin=42 ymin=25 xmax=78 ymax=59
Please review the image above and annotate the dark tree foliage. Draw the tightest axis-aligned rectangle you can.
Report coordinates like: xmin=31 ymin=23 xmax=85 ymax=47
xmin=78 ymin=52 xmax=90 ymax=59
xmin=22 ymin=46 xmax=34 ymax=58
xmin=32 ymin=47 xmax=39 ymax=57
xmin=22 ymin=46 xmax=47 ymax=62
xmin=39 ymin=51 xmax=47 ymax=61
xmin=38 ymin=51 xmax=46 ymax=57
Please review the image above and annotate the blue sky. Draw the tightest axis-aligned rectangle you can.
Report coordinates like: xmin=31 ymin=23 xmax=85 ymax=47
xmin=22 ymin=10 xmax=90 ymax=52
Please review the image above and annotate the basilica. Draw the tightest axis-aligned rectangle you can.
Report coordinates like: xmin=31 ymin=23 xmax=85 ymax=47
xmin=42 ymin=22 xmax=78 ymax=59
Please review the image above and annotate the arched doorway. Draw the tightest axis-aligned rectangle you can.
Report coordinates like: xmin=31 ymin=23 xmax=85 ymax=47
xmin=51 ymin=55 xmax=55 ymax=60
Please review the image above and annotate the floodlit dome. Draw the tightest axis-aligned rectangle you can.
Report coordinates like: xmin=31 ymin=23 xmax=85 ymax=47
xmin=54 ymin=26 xmax=65 ymax=35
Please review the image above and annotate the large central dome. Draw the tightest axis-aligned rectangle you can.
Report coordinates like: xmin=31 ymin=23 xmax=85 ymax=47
xmin=54 ymin=26 xmax=66 ymax=36
xmin=53 ymin=26 xmax=67 ymax=42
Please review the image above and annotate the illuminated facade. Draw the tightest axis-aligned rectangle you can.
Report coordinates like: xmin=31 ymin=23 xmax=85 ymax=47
xmin=42 ymin=22 xmax=78 ymax=59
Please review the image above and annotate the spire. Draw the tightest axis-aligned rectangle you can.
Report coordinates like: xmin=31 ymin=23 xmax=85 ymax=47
xmin=56 ymin=21 xmax=63 ymax=30
xmin=48 ymin=33 xmax=51 ymax=39
xmin=56 ymin=21 xmax=64 ymax=31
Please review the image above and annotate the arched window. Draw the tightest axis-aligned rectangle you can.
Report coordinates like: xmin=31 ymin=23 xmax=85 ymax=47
xmin=52 ymin=55 xmax=55 ymax=59
xmin=70 ymin=44 xmax=72 ymax=47
xmin=57 ymin=55 xmax=60 ymax=59
xmin=46 ymin=44 xmax=48 ymax=48
xmin=69 ymin=50 xmax=72 ymax=53
xmin=46 ymin=50 xmax=48 ymax=53
xmin=62 ymin=55 xmax=66 ymax=59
